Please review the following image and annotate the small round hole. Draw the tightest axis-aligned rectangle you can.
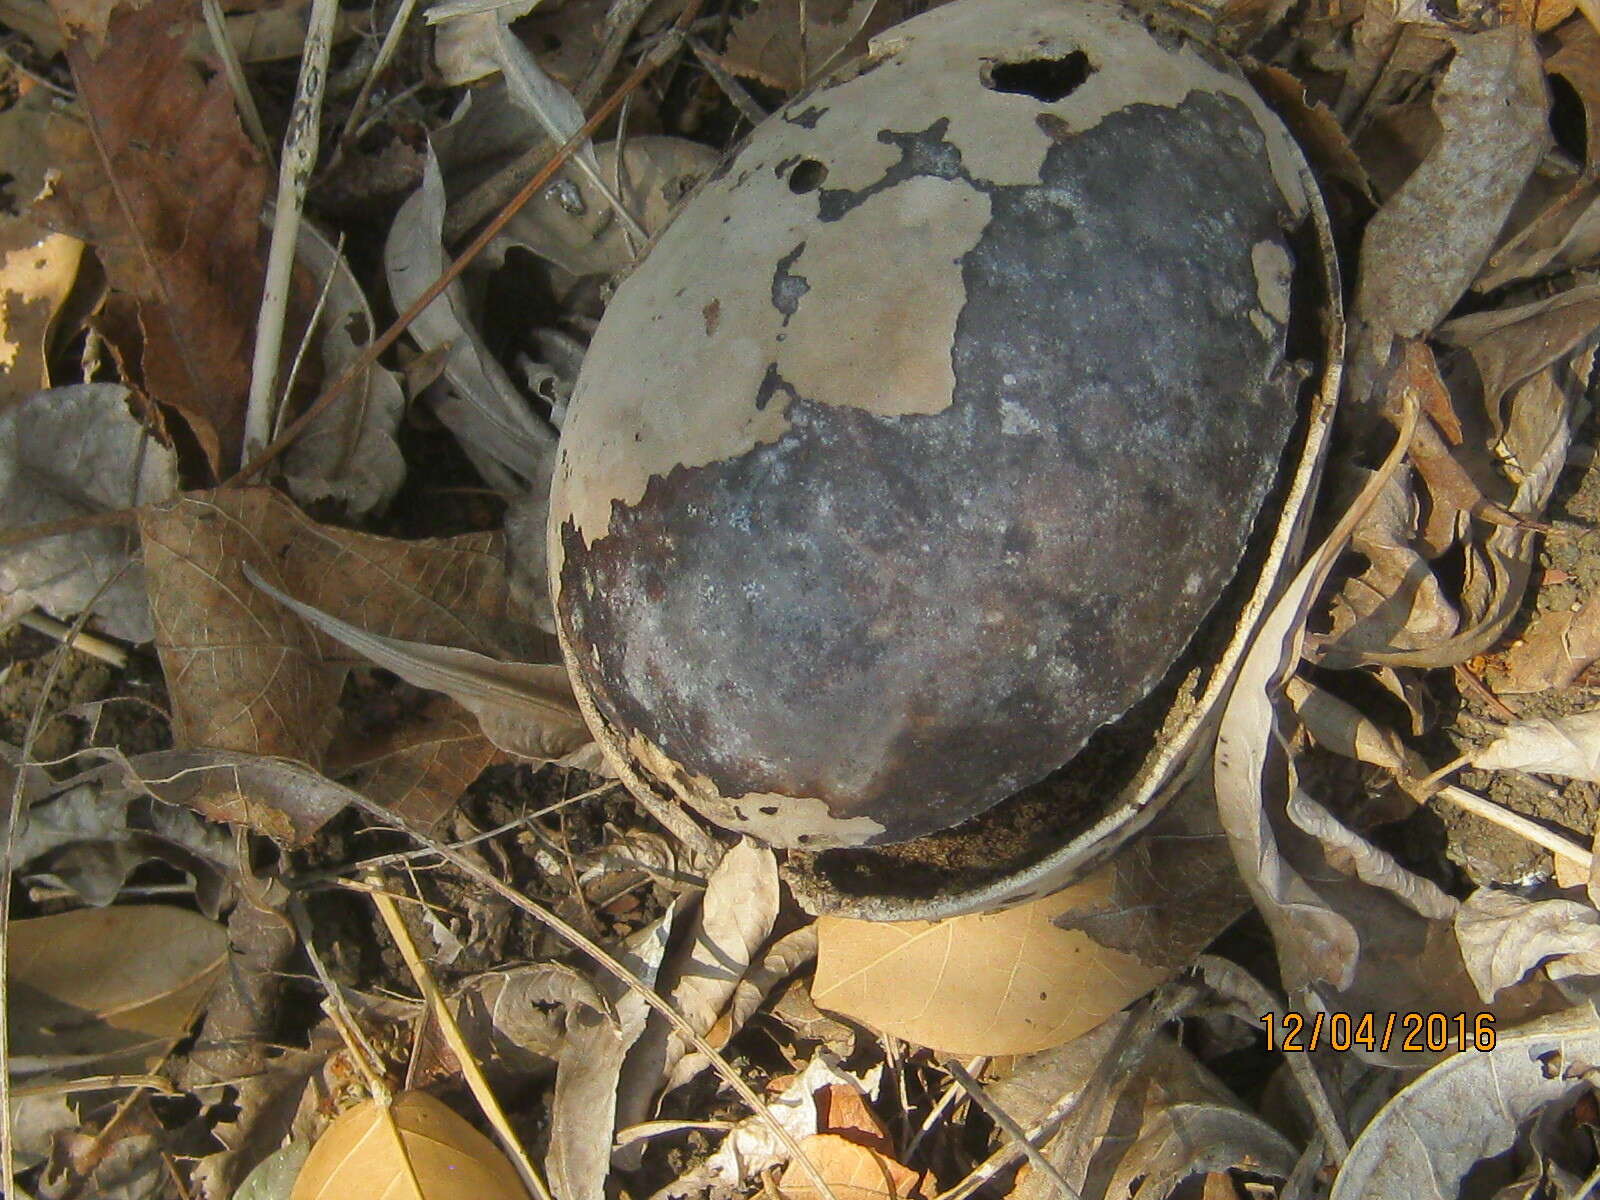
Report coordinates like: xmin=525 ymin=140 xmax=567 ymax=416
xmin=788 ymin=159 xmax=828 ymax=194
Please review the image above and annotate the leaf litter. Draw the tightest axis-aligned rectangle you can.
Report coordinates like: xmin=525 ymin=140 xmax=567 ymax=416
xmin=7 ymin=0 xmax=1600 ymax=1197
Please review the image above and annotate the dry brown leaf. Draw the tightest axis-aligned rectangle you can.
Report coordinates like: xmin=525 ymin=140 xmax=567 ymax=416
xmin=1549 ymin=17 xmax=1600 ymax=170
xmin=1503 ymin=0 xmax=1576 ymax=29
xmin=0 ymin=230 xmax=83 ymax=397
xmin=245 ymin=566 xmax=590 ymax=763
xmin=1286 ymin=675 xmax=1429 ymax=786
xmin=37 ymin=0 xmax=269 ymax=474
xmin=1437 ymin=282 xmax=1600 ymax=430
xmin=722 ymin=0 xmax=881 ymax=91
xmin=330 ymin=692 xmax=503 ymax=827
xmin=2 ymin=383 xmax=179 ymax=642
xmin=1496 ymin=599 xmax=1600 ymax=693
xmin=138 ymin=488 xmax=554 ymax=836
xmin=1 ymin=0 xmax=362 ymax=59
xmin=815 ymin=1085 xmax=892 ymax=1156
xmin=290 ymin=1091 xmax=528 ymax=1200
xmin=140 ymin=491 xmax=348 ymax=781
xmin=1350 ymin=26 xmax=1551 ymax=392
xmin=660 ymin=840 xmax=781 ymax=1083
xmin=113 ymin=748 xmax=360 ymax=843
xmin=777 ymin=1133 xmax=927 ymax=1200
xmin=10 ymin=905 xmax=226 ymax=1074
xmin=1455 ymin=887 xmax=1600 ymax=1001
xmin=812 ymin=868 xmax=1168 ymax=1056
xmin=1472 ymin=710 xmax=1600 ymax=780
xmin=1476 ymin=180 xmax=1600 ymax=291
xmin=1409 ymin=415 xmax=1520 ymax=530
xmin=1249 ymin=64 xmax=1374 ymax=203
xmin=1319 ymin=465 xmax=1462 ymax=659
xmin=491 ymin=136 xmax=721 ymax=295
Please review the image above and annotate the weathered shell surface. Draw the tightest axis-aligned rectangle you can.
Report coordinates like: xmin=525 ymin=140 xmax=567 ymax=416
xmin=551 ymin=0 xmax=1310 ymax=849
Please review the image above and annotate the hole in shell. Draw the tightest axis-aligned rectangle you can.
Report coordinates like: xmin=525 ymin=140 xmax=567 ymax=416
xmin=982 ymin=51 xmax=1093 ymax=102
xmin=788 ymin=159 xmax=828 ymax=194
xmin=1549 ymin=73 xmax=1587 ymax=164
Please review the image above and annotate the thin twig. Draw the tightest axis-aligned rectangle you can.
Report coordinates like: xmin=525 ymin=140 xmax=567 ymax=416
xmin=243 ymin=0 xmax=341 ymax=461
xmin=1436 ymin=784 xmax=1593 ymax=872
xmin=342 ymin=790 xmax=843 ymax=1200
xmin=286 ymin=895 xmax=391 ymax=1095
xmin=576 ymin=0 xmax=656 ymax=107
xmin=273 ymin=228 xmax=344 ymax=442
xmin=229 ymin=6 xmax=700 ymax=486
xmin=686 ymin=35 xmax=768 ymax=125
xmin=945 ymin=1062 xmax=1082 ymax=1200
xmin=17 ymin=611 xmax=128 ymax=669
xmin=338 ymin=0 xmax=421 ymax=151
xmin=0 ymin=509 xmax=138 ymax=552
xmin=904 ymin=1057 xmax=985 ymax=1161
xmin=370 ymin=876 xmax=555 ymax=1200
xmin=11 ymin=1075 xmax=176 ymax=1098
xmin=199 ymin=0 xmax=272 ymax=160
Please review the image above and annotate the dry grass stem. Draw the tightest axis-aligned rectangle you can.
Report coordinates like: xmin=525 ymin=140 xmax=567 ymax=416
xmin=369 ymin=877 xmax=555 ymax=1200
xmin=243 ymin=0 xmax=340 ymax=461
xmin=1436 ymin=784 xmax=1593 ymax=871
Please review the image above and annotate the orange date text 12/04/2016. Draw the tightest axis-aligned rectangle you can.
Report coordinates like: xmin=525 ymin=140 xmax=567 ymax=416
xmin=1260 ymin=1010 xmax=1497 ymax=1054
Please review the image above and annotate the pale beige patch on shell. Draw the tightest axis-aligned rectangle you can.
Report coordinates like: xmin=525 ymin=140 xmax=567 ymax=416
xmin=776 ymin=177 xmax=988 ymax=415
xmin=1251 ymin=238 xmax=1293 ymax=325
xmin=625 ymin=731 xmax=887 ymax=849
xmin=552 ymin=141 xmax=991 ymax=550
xmin=550 ymin=0 xmax=1312 ymax=565
xmin=851 ymin=0 xmax=1310 ymax=204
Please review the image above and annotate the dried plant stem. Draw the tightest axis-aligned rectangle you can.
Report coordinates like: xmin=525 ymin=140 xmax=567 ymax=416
xmin=230 ymin=3 xmax=700 ymax=486
xmin=576 ymin=0 xmax=656 ymax=107
xmin=17 ymin=611 xmax=128 ymax=668
xmin=0 ymin=508 xmax=138 ymax=550
xmin=904 ymin=1057 xmax=984 ymax=1161
xmin=1435 ymin=784 xmax=1593 ymax=872
xmin=273 ymin=229 xmax=344 ymax=442
xmin=287 ymin=895 xmax=390 ymax=1096
xmin=11 ymin=1075 xmax=175 ymax=1099
xmin=686 ymin=36 xmax=767 ymax=125
xmin=945 ymin=1062 xmax=1082 ymax=1200
xmin=338 ymin=0 xmax=422 ymax=150
xmin=199 ymin=0 xmax=271 ymax=159
xmin=369 ymin=880 xmax=554 ymax=1200
xmin=344 ymin=791 xmax=842 ymax=1200
xmin=243 ymin=0 xmax=340 ymax=462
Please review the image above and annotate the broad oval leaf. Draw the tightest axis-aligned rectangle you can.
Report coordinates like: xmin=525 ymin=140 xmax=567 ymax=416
xmin=813 ymin=873 xmax=1168 ymax=1056
xmin=9 ymin=904 xmax=226 ymax=1073
xmin=291 ymin=1091 xmax=527 ymax=1200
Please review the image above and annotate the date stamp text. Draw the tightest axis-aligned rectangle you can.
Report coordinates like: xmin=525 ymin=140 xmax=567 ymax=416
xmin=1261 ymin=1011 xmax=1496 ymax=1054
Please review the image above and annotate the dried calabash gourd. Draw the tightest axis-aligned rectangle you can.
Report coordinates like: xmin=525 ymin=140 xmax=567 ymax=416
xmin=549 ymin=0 xmax=1339 ymax=915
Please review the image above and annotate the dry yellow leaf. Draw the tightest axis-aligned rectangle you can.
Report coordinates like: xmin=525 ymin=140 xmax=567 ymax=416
xmin=0 ymin=230 xmax=83 ymax=397
xmin=10 ymin=905 xmax=226 ymax=1070
xmin=778 ymin=1133 xmax=927 ymax=1200
xmin=291 ymin=1091 xmax=528 ymax=1200
xmin=1501 ymin=0 xmax=1575 ymax=30
xmin=812 ymin=871 xmax=1168 ymax=1056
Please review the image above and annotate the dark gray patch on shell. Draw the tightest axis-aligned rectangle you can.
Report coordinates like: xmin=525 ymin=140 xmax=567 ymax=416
xmin=771 ymin=243 xmax=810 ymax=325
xmin=558 ymin=92 xmax=1300 ymax=846
xmin=784 ymin=104 xmax=830 ymax=128
xmin=815 ymin=120 xmax=967 ymax=222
